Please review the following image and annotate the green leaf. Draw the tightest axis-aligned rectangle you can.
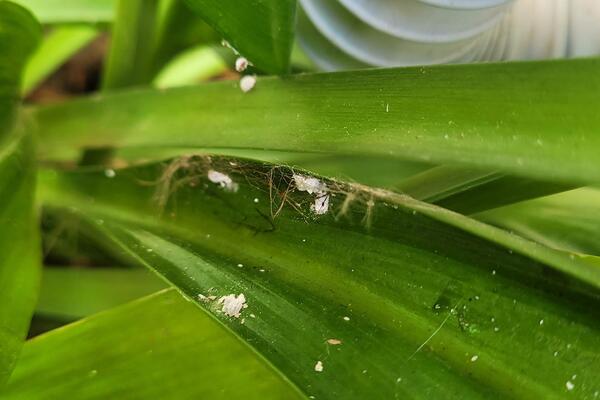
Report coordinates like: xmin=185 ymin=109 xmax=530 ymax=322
xmin=101 ymin=0 xmax=159 ymax=89
xmin=5 ymin=289 xmax=304 ymax=399
xmin=11 ymin=0 xmax=115 ymax=24
xmin=31 ymin=58 xmax=600 ymax=184
xmin=477 ymin=187 xmax=600 ymax=256
xmin=36 ymin=156 xmax=600 ymax=398
xmin=149 ymin=0 xmax=221 ymax=79
xmin=22 ymin=25 xmax=100 ymax=96
xmin=153 ymin=45 xmax=227 ymax=89
xmin=36 ymin=267 xmax=166 ymax=319
xmin=183 ymin=0 xmax=297 ymax=74
xmin=0 ymin=1 xmax=41 ymax=388
xmin=0 ymin=1 xmax=41 ymax=141
xmin=395 ymin=165 xmax=575 ymax=215
xmin=0 ymin=130 xmax=41 ymax=388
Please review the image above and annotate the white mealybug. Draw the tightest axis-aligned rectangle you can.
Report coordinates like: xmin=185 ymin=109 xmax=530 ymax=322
xmin=235 ymin=57 xmax=249 ymax=72
xmin=314 ymin=361 xmax=324 ymax=372
xmin=207 ymin=169 xmax=238 ymax=192
xmin=218 ymin=293 xmax=247 ymax=318
xmin=311 ymin=194 xmax=330 ymax=215
xmin=239 ymin=75 xmax=256 ymax=93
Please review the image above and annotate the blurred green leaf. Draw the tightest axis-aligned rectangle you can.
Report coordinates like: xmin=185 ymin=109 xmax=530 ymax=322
xmin=153 ymin=45 xmax=227 ymax=88
xmin=0 ymin=130 xmax=40 ymax=388
xmin=5 ymin=289 xmax=304 ymax=399
xmin=396 ymin=165 xmax=574 ymax=215
xmin=31 ymin=58 xmax=600 ymax=184
xmin=0 ymin=1 xmax=41 ymax=387
xmin=11 ymin=0 xmax=115 ymax=24
xmin=36 ymin=267 xmax=166 ymax=320
xmin=35 ymin=155 xmax=600 ymax=398
xmin=0 ymin=1 xmax=41 ymax=141
xmin=478 ymin=187 xmax=600 ymax=256
xmin=149 ymin=0 xmax=221 ymax=78
xmin=184 ymin=0 xmax=297 ymax=74
xmin=22 ymin=25 xmax=99 ymax=96
xmin=101 ymin=0 xmax=159 ymax=89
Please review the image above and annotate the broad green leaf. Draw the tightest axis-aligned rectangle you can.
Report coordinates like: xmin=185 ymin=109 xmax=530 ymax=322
xmin=478 ymin=187 xmax=600 ymax=256
xmin=0 ymin=1 xmax=41 ymax=387
xmin=183 ymin=0 xmax=297 ymax=74
xmin=22 ymin=25 xmax=100 ymax=96
xmin=0 ymin=130 xmax=40 ymax=388
xmin=31 ymin=58 xmax=600 ymax=184
xmin=36 ymin=267 xmax=166 ymax=319
xmin=11 ymin=0 xmax=115 ymax=24
xmin=396 ymin=165 xmax=574 ymax=215
xmin=5 ymin=289 xmax=303 ymax=399
xmin=37 ymin=156 xmax=600 ymax=398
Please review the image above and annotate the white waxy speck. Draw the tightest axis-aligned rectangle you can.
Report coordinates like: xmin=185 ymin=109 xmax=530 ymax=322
xmin=237 ymin=263 xmax=243 ymax=268
xmin=554 ymin=351 xmax=559 ymax=357
xmin=327 ymin=339 xmax=342 ymax=345
xmin=240 ymin=75 xmax=256 ymax=92
xmin=492 ymin=269 xmax=496 ymax=275
xmin=253 ymin=198 xmax=259 ymax=203
xmin=343 ymin=316 xmax=350 ymax=321
xmin=207 ymin=170 xmax=238 ymax=192
xmin=314 ymin=361 xmax=323 ymax=372
xmin=218 ymin=293 xmax=247 ymax=318
xmin=104 ymin=169 xmax=116 ymax=178
xmin=235 ymin=57 xmax=249 ymax=72
xmin=311 ymin=194 xmax=330 ymax=215
xmin=470 ymin=355 xmax=479 ymax=362
xmin=539 ymin=319 xmax=544 ymax=325
xmin=566 ymin=381 xmax=575 ymax=391
xmin=293 ymin=174 xmax=327 ymax=194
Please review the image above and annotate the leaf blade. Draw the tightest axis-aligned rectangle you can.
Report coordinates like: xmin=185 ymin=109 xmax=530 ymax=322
xmin=36 ymin=156 xmax=600 ymax=399
xmin=183 ymin=0 xmax=297 ymax=74
xmin=31 ymin=58 xmax=600 ymax=184
xmin=0 ymin=1 xmax=41 ymax=387
xmin=5 ymin=289 xmax=304 ymax=399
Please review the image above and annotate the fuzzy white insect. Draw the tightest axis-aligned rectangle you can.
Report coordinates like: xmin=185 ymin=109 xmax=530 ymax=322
xmin=218 ymin=293 xmax=247 ymax=318
xmin=239 ymin=75 xmax=256 ymax=93
xmin=207 ymin=170 xmax=238 ymax=192
xmin=311 ymin=194 xmax=330 ymax=215
xmin=293 ymin=174 xmax=327 ymax=194
xmin=314 ymin=361 xmax=324 ymax=372
xmin=293 ymin=174 xmax=331 ymax=215
xmin=235 ymin=57 xmax=249 ymax=72
xmin=327 ymin=339 xmax=342 ymax=345
xmin=566 ymin=381 xmax=575 ymax=391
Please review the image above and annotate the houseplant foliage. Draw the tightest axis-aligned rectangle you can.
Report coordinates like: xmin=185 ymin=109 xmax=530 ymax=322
xmin=1 ymin=0 xmax=599 ymax=398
